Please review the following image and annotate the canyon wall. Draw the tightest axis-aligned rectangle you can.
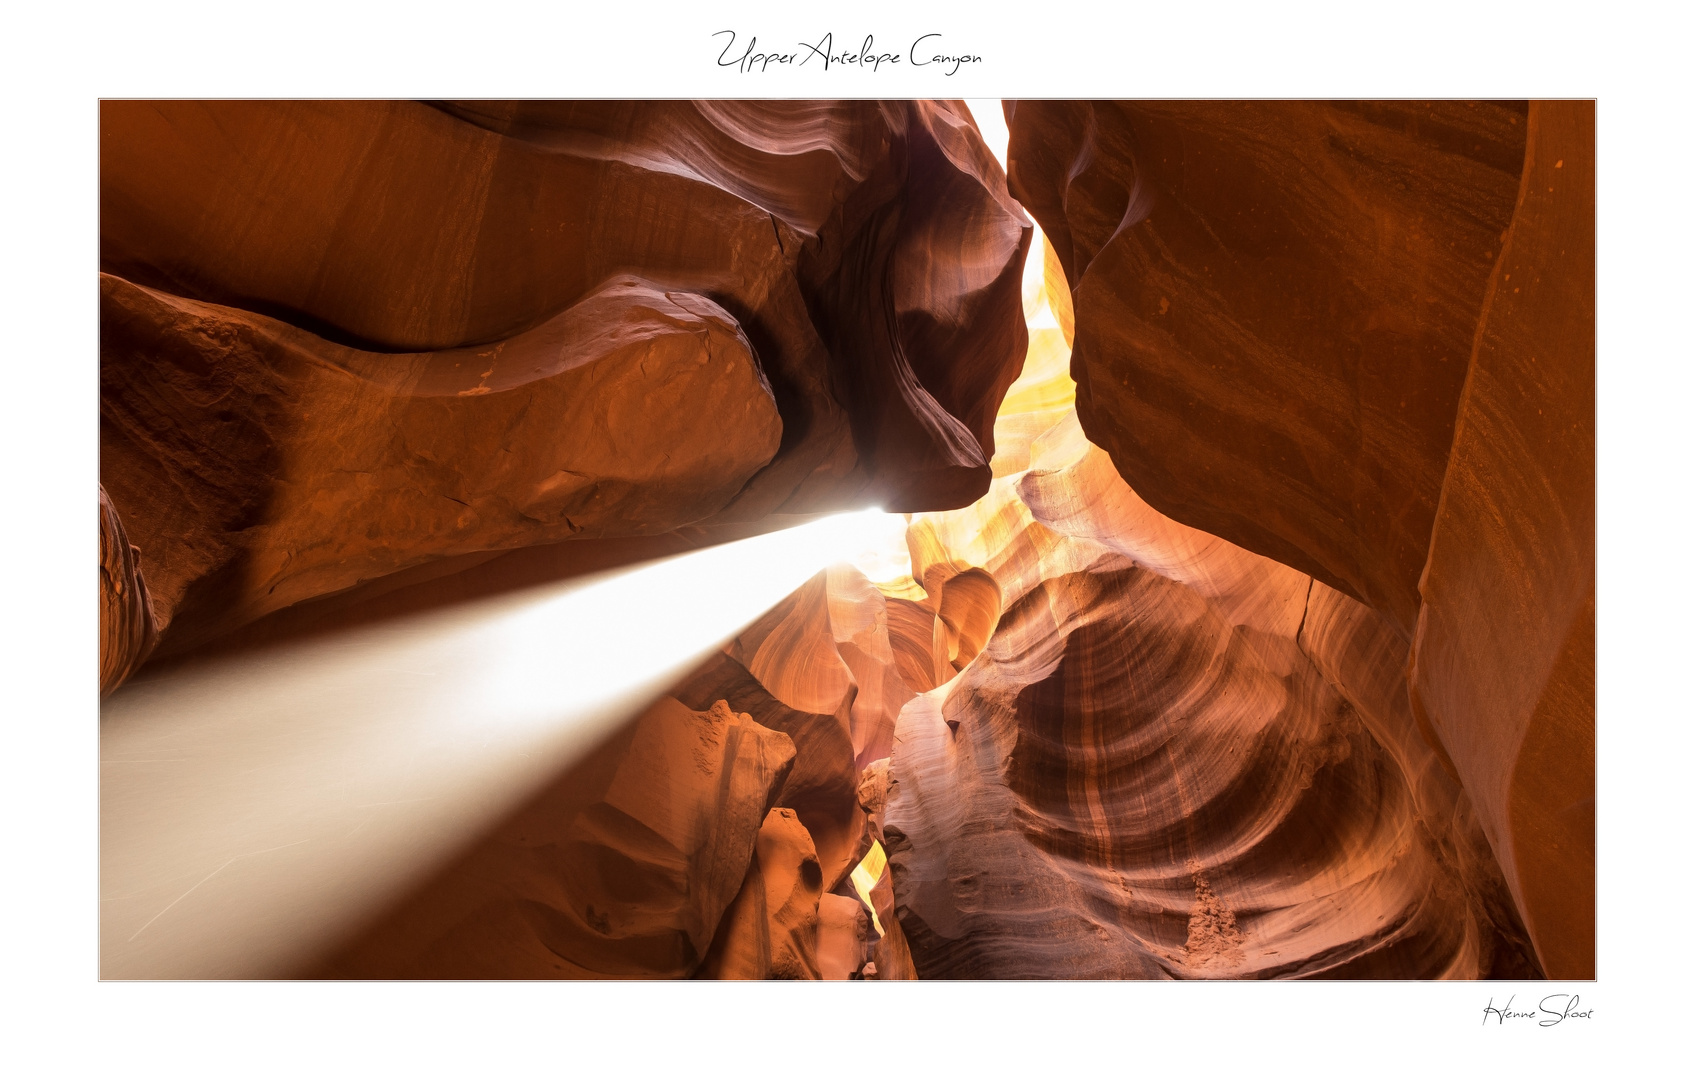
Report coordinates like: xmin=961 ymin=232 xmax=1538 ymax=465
xmin=1003 ymin=100 xmax=1592 ymax=977
xmin=875 ymin=252 xmax=1541 ymax=979
xmin=99 ymin=99 xmax=1030 ymax=669
xmin=333 ymin=210 xmax=1569 ymax=980
xmin=100 ymin=100 xmax=1591 ymax=981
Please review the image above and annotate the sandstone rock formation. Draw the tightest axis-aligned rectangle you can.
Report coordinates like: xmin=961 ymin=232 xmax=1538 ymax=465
xmin=1004 ymin=100 xmax=1527 ymax=636
xmin=98 ymin=485 xmax=158 ymax=693
xmin=101 ymin=99 xmax=1591 ymax=982
xmin=885 ymin=558 xmax=1533 ymax=977
xmin=697 ymin=807 xmax=826 ymax=980
xmin=867 ymin=863 xmax=919 ymax=980
xmin=857 ymin=759 xmax=892 ymax=844
xmin=1001 ymin=99 xmax=1591 ymax=978
xmin=672 ymin=650 xmax=867 ymax=890
xmin=877 ymin=221 xmax=1546 ymax=979
xmin=100 ymin=272 xmax=783 ymax=654
xmin=316 ymin=698 xmax=795 ymax=978
xmin=723 ymin=566 xmax=918 ymax=773
xmin=99 ymin=99 xmax=1029 ymax=678
xmin=1406 ymin=102 xmax=1595 ymax=980
xmin=817 ymin=892 xmax=871 ymax=980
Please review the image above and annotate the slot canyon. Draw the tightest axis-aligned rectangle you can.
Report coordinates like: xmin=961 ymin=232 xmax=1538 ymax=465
xmin=98 ymin=99 xmax=1593 ymax=981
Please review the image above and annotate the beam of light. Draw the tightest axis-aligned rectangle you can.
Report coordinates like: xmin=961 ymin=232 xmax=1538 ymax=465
xmin=964 ymin=98 xmax=1056 ymax=334
xmin=849 ymin=840 xmax=888 ymax=937
xmin=963 ymin=99 xmax=1009 ymax=172
xmin=100 ymin=509 xmax=898 ymax=979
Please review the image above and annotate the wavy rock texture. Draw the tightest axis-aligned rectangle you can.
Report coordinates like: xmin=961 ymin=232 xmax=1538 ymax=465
xmin=1407 ymin=102 xmax=1595 ymax=979
xmin=886 ymin=597 xmax=951 ymax=694
xmin=1004 ymin=99 xmax=1591 ymax=977
xmin=1299 ymin=581 xmax=1540 ymax=976
xmin=818 ymin=892 xmax=871 ymax=980
xmin=100 ymin=99 xmax=1589 ymax=981
xmin=858 ymin=758 xmax=892 ymax=845
xmin=672 ymin=650 xmax=866 ymax=890
xmin=99 ymin=99 xmax=1029 ymax=676
xmin=868 ymin=864 xmax=919 ymax=980
xmin=696 ymin=807 xmax=826 ymax=980
xmin=887 ymin=564 xmax=1512 ymax=978
xmin=315 ymin=699 xmax=794 ymax=978
xmin=99 ymin=485 xmax=159 ymax=694
xmin=725 ymin=566 xmax=921 ymax=774
xmin=100 ymin=272 xmax=782 ymax=652
xmin=879 ymin=229 xmax=1540 ymax=979
xmin=314 ymin=612 xmax=887 ymax=979
xmin=1004 ymin=100 xmax=1527 ymax=635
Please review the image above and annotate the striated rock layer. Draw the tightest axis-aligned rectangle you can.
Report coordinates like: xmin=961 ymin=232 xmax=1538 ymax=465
xmin=1002 ymin=99 xmax=1591 ymax=977
xmin=98 ymin=485 xmax=159 ymax=693
xmin=316 ymin=698 xmax=794 ymax=978
xmin=1004 ymin=100 xmax=1527 ymax=636
xmin=100 ymin=99 xmax=1029 ymax=677
xmin=697 ymin=807 xmax=827 ymax=980
xmin=887 ymin=559 xmax=1533 ymax=978
xmin=1406 ymin=102 xmax=1595 ymax=979
xmin=671 ymin=649 xmax=867 ymax=891
xmin=878 ymin=224 xmax=1543 ymax=980
xmin=316 ymin=685 xmax=886 ymax=980
xmin=100 ymin=272 xmax=783 ymax=652
xmin=102 ymin=99 xmax=1589 ymax=981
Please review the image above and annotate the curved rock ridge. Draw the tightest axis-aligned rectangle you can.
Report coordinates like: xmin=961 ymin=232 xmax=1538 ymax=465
xmin=671 ymin=651 xmax=866 ymax=891
xmin=886 ymin=564 xmax=1518 ymax=978
xmin=1004 ymin=100 xmax=1528 ymax=636
xmin=99 ymin=485 xmax=159 ymax=693
xmin=100 ymin=272 xmax=783 ymax=654
xmin=99 ymin=99 xmax=1028 ymax=678
xmin=1406 ymin=102 xmax=1595 ymax=980
xmin=697 ymin=807 xmax=827 ymax=980
xmin=98 ymin=99 xmax=1589 ymax=982
xmin=431 ymin=100 xmax=1034 ymax=502
xmin=877 ymin=227 xmax=1539 ymax=979
xmin=1004 ymin=99 xmax=1591 ymax=977
xmin=818 ymin=892 xmax=873 ymax=981
xmin=317 ymin=682 xmax=885 ymax=980
xmin=1299 ymin=580 xmax=1541 ymax=977
xmin=724 ymin=565 xmax=933 ymax=774
xmin=867 ymin=861 xmax=920 ymax=980
xmin=316 ymin=698 xmax=795 ymax=979
xmin=99 ymin=99 xmax=1028 ymax=551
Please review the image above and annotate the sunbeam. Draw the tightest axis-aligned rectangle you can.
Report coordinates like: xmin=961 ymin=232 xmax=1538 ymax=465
xmin=101 ymin=510 xmax=898 ymax=978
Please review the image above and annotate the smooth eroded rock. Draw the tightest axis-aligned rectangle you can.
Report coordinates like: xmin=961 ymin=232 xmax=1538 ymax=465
xmin=100 ymin=272 xmax=782 ymax=653
xmin=1005 ymin=100 xmax=1527 ymax=634
xmin=313 ymin=698 xmax=793 ymax=978
xmin=1407 ymin=101 xmax=1595 ymax=979
xmin=99 ymin=485 xmax=159 ymax=693
xmin=697 ymin=806 xmax=825 ymax=980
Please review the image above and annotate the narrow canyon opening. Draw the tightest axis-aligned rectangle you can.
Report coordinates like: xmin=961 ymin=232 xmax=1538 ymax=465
xmin=99 ymin=98 xmax=1593 ymax=981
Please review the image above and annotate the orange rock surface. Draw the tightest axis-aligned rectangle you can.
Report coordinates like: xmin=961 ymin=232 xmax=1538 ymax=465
xmin=697 ymin=807 xmax=827 ymax=980
xmin=98 ymin=485 xmax=158 ymax=693
xmin=874 ymin=210 xmax=1551 ymax=978
xmin=99 ymin=99 xmax=1030 ymax=677
xmin=316 ymin=698 xmax=794 ymax=978
xmin=1406 ymin=102 xmax=1595 ymax=979
xmin=100 ymin=272 xmax=782 ymax=654
xmin=1004 ymin=101 xmax=1527 ymax=636
xmin=817 ymin=893 xmax=871 ymax=980
xmin=672 ymin=650 xmax=866 ymax=890
xmin=100 ymin=99 xmax=1591 ymax=981
xmin=867 ymin=863 xmax=919 ymax=980
xmin=995 ymin=98 xmax=1592 ymax=978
